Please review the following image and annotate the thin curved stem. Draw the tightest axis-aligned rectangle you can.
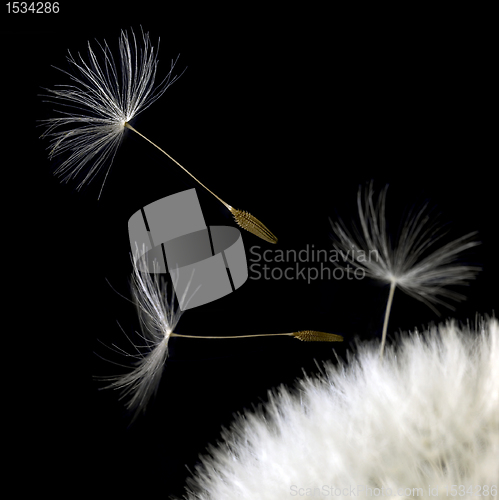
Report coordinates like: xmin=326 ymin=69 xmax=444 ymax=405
xmin=171 ymin=332 xmax=293 ymax=339
xmin=124 ymin=123 xmax=232 ymax=210
xmin=170 ymin=331 xmax=344 ymax=342
xmin=380 ymin=281 xmax=396 ymax=360
xmin=125 ymin=122 xmax=278 ymax=244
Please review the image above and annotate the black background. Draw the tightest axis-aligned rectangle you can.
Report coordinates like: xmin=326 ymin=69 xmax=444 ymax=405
xmin=3 ymin=4 xmax=497 ymax=498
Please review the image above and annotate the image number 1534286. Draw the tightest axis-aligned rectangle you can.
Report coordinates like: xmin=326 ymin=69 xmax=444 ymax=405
xmin=6 ymin=2 xmax=59 ymax=13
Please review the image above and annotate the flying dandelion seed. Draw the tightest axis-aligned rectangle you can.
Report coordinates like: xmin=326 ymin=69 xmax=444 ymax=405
xmin=329 ymin=182 xmax=480 ymax=358
xmin=98 ymin=250 xmax=342 ymax=419
xmin=41 ymin=28 xmax=277 ymax=244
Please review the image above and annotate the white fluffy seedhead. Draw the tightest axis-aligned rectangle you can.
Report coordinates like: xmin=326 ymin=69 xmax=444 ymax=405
xmin=183 ymin=318 xmax=499 ymax=498
xmin=100 ymin=253 xmax=196 ymax=420
xmin=41 ymin=28 xmax=183 ymax=195
xmin=330 ymin=183 xmax=481 ymax=313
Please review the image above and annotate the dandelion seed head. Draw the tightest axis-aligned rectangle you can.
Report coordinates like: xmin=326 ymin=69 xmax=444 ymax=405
xmin=40 ymin=28 xmax=183 ymax=196
xmin=183 ymin=318 xmax=499 ymax=497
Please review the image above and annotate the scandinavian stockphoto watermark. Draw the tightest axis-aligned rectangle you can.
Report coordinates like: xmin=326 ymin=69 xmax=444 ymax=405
xmin=289 ymin=484 xmax=497 ymax=497
xmin=249 ymin=245 xmax=379 ymax=284
xmin=290 ymin=485 xmax=424 ymax=497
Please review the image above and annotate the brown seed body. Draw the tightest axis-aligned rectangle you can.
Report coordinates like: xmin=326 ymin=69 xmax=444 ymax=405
xmin=230 ymin=207 xmax=278 ymax=244
xmin=293 ymin=330 xmax=344 ymax=342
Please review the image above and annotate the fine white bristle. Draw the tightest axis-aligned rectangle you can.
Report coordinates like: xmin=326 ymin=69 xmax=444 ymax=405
xmin=99 ymin=251 xmax=197 ymax=420
xmin=40 ymin=28 xmax=182 ymax=196
xmin=330 ymin=183 xmax=480 ymax=314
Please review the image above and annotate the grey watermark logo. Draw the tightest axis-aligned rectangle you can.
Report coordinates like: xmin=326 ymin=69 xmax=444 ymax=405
xmin=128 ymin=189 xmax=249 ymax=310
xmin=290 ymin=484 xmax=426 ymax=497
xmin=288 ymin=484 xmax=497 ymax=497
xmin=249 ymin=245 xmax=379 ymax=284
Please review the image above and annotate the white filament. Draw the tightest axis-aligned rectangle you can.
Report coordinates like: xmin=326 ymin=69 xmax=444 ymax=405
xmin=41 ymin=28 xmax=183 ymax=196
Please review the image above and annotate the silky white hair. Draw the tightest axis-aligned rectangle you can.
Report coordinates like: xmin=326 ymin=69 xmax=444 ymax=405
xmin=41 ymin=28 xmax=182 ymax=195
xmin=330 ymin=183 xmax=480 ymax=314
xmin=183 ymin=318 xmax=499 ymax=499
xmin=99 ymin=252 xmax=198 ymax=421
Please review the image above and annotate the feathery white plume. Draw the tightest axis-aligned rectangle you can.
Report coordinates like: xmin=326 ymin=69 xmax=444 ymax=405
xmin=330 ymin=183 xmax=480 ymax=356
xmin=100 ymin=254 xmax=197 ymax=420
xmin=183 ymin=318 xmax=499 ymax=499
xmin=41 ymin=28 xmax=182 ymax=196
xmin=41 ymin=28 xmax=278 ymax=242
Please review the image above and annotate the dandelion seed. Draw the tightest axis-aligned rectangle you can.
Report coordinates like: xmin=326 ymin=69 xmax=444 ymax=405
xmin=41 ymin=28 xmax=277 ymax=244
xmin=99 ymin=251 xmax=342 ymax=419
xmin=329 ymin=182 xmax=480 ymax=358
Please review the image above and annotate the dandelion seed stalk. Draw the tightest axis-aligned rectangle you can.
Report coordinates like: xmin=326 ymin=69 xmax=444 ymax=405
xmin=124 ymin=123 xmax=228 ymax=208
xmin=124 ymin=122 xmax=277 ymax=244
xmin=380 ymin=281 xmax=396 ymax=359
xmin=170 ymin=331 xmax=343 ymax=342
